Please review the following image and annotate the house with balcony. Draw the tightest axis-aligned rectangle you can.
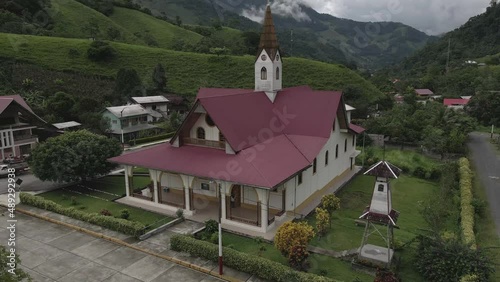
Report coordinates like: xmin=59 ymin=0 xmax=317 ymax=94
xmin=0 ymin=95 xmax=47 ymax=160
xmin=130 ymin=96 xmax=169 ymax=122
xmin=109 ymin=4 xmax=365 ymax=237
xmin=103 ymin=105 xmax=158 ymax=142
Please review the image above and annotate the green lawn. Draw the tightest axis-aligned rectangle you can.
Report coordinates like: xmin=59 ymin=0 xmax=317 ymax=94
xmin=219 ymin=232 xmax=373 ymax=282
xmin=39 ymin=175 xmax=172 ymax=230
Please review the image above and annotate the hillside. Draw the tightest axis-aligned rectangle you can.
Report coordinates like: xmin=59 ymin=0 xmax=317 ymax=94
xmin=108 ymin=7 xmax=202 ymax=49
xmin=137 ymin=0 xmax=435 ymax=70
xmin=399 ymin=3 xmax=500 ymax=75
xmin=0 ymin=33 xmax=384 ymax=109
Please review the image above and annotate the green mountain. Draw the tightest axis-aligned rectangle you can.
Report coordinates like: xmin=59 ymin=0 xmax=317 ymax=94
xmin=399 ymin=3 xmax=500 ymax=75
xmin=136 ymin=0 xmax=436 ymax=70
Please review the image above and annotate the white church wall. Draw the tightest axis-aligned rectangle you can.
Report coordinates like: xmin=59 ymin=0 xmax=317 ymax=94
xmin=190 ymin=113 xmax=222 ymax=142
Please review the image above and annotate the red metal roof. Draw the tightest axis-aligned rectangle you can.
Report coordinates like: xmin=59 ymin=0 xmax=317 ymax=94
xmin=110 ymin=86 xmax=356 ymax=189
xmin=443 ymin=98 xmax=470 ymax=106
xmin=349 ymin=124 xmax=366 ymax=134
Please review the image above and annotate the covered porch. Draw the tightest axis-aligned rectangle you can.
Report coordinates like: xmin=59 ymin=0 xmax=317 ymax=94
xmin=121 ymin=166 xmax=287 ymax=234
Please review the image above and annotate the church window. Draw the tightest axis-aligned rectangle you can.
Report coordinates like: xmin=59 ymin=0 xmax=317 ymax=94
xmin=197 ymin=127 xmax=205 ymax=140
xmin=325 ymin=151 xmax=329 ymax=166
xmin=261 ymin=67 xmax=268 ymax=80
xmin=313 ymin=158 xmax=317 ymax=174
xmin=378 ymin=184 xmax=384 ymax=192
xmin=335 ymin=145 xmax=339 ymax=159
xmin=276 ymin=67 xmax=280 ymax=80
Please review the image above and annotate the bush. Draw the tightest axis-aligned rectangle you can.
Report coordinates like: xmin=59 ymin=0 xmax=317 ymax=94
xmin=170 ymin=235 xmax=336 ymax=282
xmin=275 ymin=222 xmax=315 ymax=257
xmin=87 ymin=40 xmax=116 ymax=61
xmin=100 ymin=209 xmax=112 ymax=216
xmin=120 ymin=209 xmax=130 ymax=219
xmin=315 ymin=208 xmax=329 ymax=236
xmin=20 ymin=193 xmax=145 ymax=236
xmin=374 ymin=269 xmax=399 ymax=282
xmin=176 ymin=208 xmax=184 ymax=219
xmin=458 ymin=158 xmax=476 ymax=249
xmin=70 ymin=196 xmax=78 ymax=205
xmin=415 ymin=235 xmax=493 ymax=282
xmin=209 ymin=232 xmax=219 ymax=244
xmin=288 ymin=245 xmax=309 ymax=270
xmin=205 ymin=219 xmax=218 ymax=235
xmin=412 ymin=166 xmax=427 ymax=179
xmin=471 ymin=198 xmax=486 ymax=217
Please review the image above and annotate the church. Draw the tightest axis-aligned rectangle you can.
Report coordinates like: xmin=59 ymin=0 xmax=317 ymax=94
xmin=109 ymin=4 xmax=365 ymax=236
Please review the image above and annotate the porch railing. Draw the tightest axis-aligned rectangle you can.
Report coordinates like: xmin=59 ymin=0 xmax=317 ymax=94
xmin=183 ymin=137 xmax=225 ymax=149
xmin=229 ymin=215 xmax=259 ymax=226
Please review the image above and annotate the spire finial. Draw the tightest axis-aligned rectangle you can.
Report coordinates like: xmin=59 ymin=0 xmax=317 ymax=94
xmin=267 ymin=0 xmax=270 ymax=6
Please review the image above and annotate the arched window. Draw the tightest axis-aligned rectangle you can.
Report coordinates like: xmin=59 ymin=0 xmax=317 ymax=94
xmin=261 ymin=67 xmax=267 ymax=80
xmin=344 ymin=139 xmax=348 ymax=152
xmin=335 ymin=145 xmax=339 ymax=159
xmin=352 ymin=135 xmax=355 ymax=147
xmin=196 ymin=127 xmax=205 ymax=140
xmin=205 ymin=115 xmax=215 ymax=127
xmin=313 ymin=158 xmax=317 ymax=174
xmin=276 ymin=67 xmax=280 ymax=80
xmin=325 ymin=151 xmax=329 ymax=166
xmin=219 ymin=131 xmax=226 ymax=142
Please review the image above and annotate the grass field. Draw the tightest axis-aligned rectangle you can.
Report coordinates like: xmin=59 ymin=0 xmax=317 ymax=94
xmin=39 ymin=175 xmax=172 ymax=230
xmin=109 ymin=7 xmax=202 ymax=49
xmin=50 ymin=0 xmax=141 ymax=44
xmin=0 ymin=33 xmax=384 ymax=99
xmin=361 ymin=146 xmax=442 ymax=173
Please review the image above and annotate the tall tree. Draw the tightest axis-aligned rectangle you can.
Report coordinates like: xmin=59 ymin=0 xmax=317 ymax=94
xmin=114 ymin=68 xmax=142 ymax=102
xmin=29 ymin=130 xmax=122 ymax=183
xmin=152 ymin=63 xmax=167 ymax=91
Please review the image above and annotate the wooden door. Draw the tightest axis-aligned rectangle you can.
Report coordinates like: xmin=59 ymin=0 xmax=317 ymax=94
xmin=232 ymin=185 xmax=242 ymax=207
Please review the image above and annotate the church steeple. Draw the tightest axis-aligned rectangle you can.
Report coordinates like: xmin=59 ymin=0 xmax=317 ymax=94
xmin=255 ymin=2 xmax=282 ymax=103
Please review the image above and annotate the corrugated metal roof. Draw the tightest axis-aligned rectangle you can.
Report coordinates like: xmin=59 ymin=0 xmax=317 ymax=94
xmin=53 ymin=121 xmax=82 ymax=129
xmin=106 ymin=105 xmax=149 ymax=118
xmin=131 ymin=96 xmax=169 ymax=104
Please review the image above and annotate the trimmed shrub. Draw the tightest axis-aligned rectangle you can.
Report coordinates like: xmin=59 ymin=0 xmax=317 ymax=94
xmin=205 ymin=219 xmax=218 ymax=235
xmin=275 ymin=222 xmax=315 ymax=257
xmin=129 ymin=132 xmax=175 ymax=146
xmin=100 ymin=209 xmax=112 ymax=216
xmin=170 ymin=235 xmax=337 ymax=282
xmin=120 ymin=209 xmax=130 ymax=219
xmin=458 ymin=158 xmax=476 ymax=249
xmin=20 ymin=193 xmax=145 ymax=236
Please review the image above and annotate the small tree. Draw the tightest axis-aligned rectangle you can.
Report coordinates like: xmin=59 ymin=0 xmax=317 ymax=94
xmin=315 ymin=207 xmax=329 ymax=236
xmin=152 ymin=63 xmax=167 ymax=91
xmin=29 ymin=130 xmax=122 ymax=183
xmin=106 ymin=26 xmax=121 ymax=41
xmin=288 ymin=245 xmax=308 ymax=270
xmin=81 ymin=19 xmax=100 ymax=39
xmin=321 ymin=194 xmax=340 ymax=228
xmin=274 ymin=221 xmax=315 ymax=257
xmin=87 ymin=40 xmax=116 ymax=61
xmin=0 ymin=246 xmax=30 ymax=281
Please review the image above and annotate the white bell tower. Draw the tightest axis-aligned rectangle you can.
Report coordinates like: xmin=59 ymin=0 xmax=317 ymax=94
xmin=255 ymin=3 xmax=282 ymax=103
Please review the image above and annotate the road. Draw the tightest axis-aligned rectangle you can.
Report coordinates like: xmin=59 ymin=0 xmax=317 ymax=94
xmin=0 ymin=208 xmax=221 ymax=282
xmin=0 ymin=172 xmax=62 ymax=194
xmin=468 ymin=132 xmax=500 ymax=237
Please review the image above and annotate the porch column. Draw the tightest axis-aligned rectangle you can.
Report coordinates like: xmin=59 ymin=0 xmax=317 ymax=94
xmin=258 ymin=189 xmax=269 ymax=232
xmin=184 ymin=186 xmax=190 ymax=210
xmin=221 ymin=184 xmax=227 ymax=220
xmin=153 ymin=177 xmax=159 ymax=203
xmin=124 ymin=166 xmax=130 ymax=197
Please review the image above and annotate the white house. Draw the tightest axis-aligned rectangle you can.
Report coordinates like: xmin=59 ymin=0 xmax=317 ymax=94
xmin=130 ymin=96 xmax=169 ymax=122
xmin=109 ymin=4 xmax=365 ymax=235
xmin=103 ymin=105 xmax=158 ymax=142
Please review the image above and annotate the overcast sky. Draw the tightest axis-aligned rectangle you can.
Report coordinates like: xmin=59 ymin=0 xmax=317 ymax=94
xmin=243 ymin=0 xmax=491 ymax=35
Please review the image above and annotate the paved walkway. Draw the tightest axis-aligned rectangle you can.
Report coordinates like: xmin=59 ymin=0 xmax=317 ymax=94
xmin=4 ymin=205 xmax=263 ymax=282
xmin=468 ymin=132 xmax=500 ymax=236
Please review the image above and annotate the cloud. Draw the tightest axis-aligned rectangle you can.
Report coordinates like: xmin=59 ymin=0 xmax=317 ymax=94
xmin=299 ymin=0 xmax=490 ymax=35
xmin=241 ymin=0 xmax=311 ymax=23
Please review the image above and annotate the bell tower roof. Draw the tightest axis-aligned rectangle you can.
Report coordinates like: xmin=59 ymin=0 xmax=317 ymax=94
xmin=257 ymin=4 xmax=280 ymax=60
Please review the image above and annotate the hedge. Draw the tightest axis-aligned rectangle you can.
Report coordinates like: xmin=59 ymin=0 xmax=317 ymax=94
xmin=20 ymin=193 xmax=146 ymax=237
xmin=170 ymin=235 xmax=337 ymax=282
xmin=129 ymin=132 xmax=175 ymax=146
xmin=458 ymin=158 xmax=476 ymax=249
